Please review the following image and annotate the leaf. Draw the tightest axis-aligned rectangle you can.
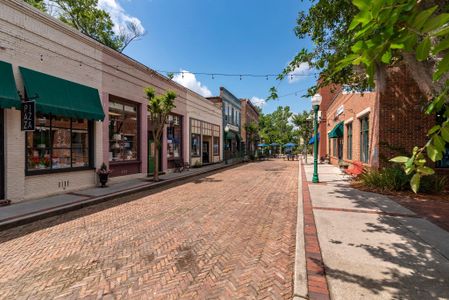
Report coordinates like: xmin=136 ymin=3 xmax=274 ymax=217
xmin=405 ymin=166 xmax=415 ymax=175
xmin=422 ymin=13 xmax=449 ymax=33
xmin=410 ymin=173 xmax=421 ymax=193
xmin=411 ymin=6 xmax=438 ymax=30
xmin=351 ymin=41 xmax=365 ymax=53
xmin=433 ymin=135 xmax=446 ymax=152
xmin=390 ymin=43 xmax=404 ymax=49
xmin=389 ymin=156 xmax=409 ymax=163
xmin=416 ymin=37 xmax=431 ymax=61
xmin=417 ymin=166 xmax=435 ymax=176
xmin=427 ymin=144 xmax=442 ymax=162
xmin=427 ymin=125 xmax=441 ymax=135
xmin=434 ymin=54 xmax=449 ymax=81
xmin=441 ymin=127 xmax=449 ymax=142
xmin=352 ymin=0 xmax=370 ymax=11
xmin=434 ymin=26 xmax=449 ymax=37
xmin=381 ymin=50 xmax=392 ymax=64
xmin=433 ymin=37 xmax=449 ymax=55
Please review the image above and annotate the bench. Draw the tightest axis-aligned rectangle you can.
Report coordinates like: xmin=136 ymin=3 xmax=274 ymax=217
xmin=344 ymin=161 xmax=364 ymax=177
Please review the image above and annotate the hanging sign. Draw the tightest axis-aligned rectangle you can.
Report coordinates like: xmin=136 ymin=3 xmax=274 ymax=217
xmin=22 ymin=100 xmax=36 ymax=131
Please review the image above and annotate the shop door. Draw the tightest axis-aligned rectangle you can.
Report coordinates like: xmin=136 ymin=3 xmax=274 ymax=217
xmin=202 ymin=141 xmax=210 ymax=164
xmin=147 ymin=132 xmax=162 ymax=174
xmin=337 ymin=138 xmax=343 ymax=160
xmin=0 ymin=110 xmax=4 ymax=199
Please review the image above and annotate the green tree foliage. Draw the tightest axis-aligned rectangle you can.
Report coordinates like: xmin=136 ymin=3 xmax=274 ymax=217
xmin=291 ymin=111 xmax=314 ymax=145
xmin=338 ymin=0 xmax=449 ymax=193
xmin=23 ymin=0 xmax=143 ymax=52
xmin=275 ymin=0 xmax=449 ymax=192
xmin=245 ymin=121 xmax=259 ymax=155
xmin=258 ymin=106 xmax=295 ymax=146
xmin=146 ymin=87 xmax=177 ymax=181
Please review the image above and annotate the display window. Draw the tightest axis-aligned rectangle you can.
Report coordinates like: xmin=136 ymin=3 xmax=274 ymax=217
xmin=26 ymin=114 xmax=92 ymax=173
xmin=167 ymin=114 xmax=182 ymax=159
xmin=109 ymin=100 xmax=139 ymax=162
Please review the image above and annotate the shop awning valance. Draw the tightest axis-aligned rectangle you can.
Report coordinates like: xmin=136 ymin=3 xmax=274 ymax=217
xmin=0 ymin=61 xmax=21 ymax=109
xmin=19 ymin=67 xmax=105 ymax=121
xmin=328 ymin=121 xmax=344 ymax=138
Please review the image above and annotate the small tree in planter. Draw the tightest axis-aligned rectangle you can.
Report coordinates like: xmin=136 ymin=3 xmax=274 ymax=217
xmin=97 ymin=163 xmax=111 ymax=187
xmin=146 ymin=87 xmax=176 ymax=182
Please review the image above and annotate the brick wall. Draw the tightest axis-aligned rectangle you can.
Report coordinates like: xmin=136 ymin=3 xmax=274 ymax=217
xmin=318 ymin=84 xmax=341 ymax=158
xmin=378 ymin=65 xmax=433 ymax=168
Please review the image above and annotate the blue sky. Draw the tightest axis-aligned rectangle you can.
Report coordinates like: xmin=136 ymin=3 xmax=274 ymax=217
xmin=101 ymin=0 xmax=316 ymax=114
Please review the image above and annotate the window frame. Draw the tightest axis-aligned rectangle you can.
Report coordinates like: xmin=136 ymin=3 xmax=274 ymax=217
xmin=25 ymin=114 xmax=94 ymax=176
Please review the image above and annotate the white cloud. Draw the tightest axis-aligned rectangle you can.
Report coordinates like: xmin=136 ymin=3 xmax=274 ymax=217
xmin=288 ymin=62 xmax=313 ymax=83
xmin=250 ymin=97 xmax=266 ymax=108
xmin=98 ymin=0 xmax=145 ymax=36
xmin=173 ymin=70 xmax=212 ymax=97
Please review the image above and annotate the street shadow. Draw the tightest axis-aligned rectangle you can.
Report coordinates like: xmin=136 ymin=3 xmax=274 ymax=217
xmin=320 ymin=186 xmax=449 ymax=299
xmin=0 ymin=163 xmax=244 ymax=244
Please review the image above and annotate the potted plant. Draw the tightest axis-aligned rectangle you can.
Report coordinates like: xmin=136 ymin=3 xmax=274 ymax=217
xmin=97 ymin=163 xmax=112 ymax=187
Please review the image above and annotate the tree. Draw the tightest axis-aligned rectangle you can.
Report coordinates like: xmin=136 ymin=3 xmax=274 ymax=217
xmin=275 ymin=0 xmax=449 ymax=192
xmin=245 ymin=121 xmax=259 ymax=155
xmin=146 ymin=87 xmax=176 ymax=182
xmin=292 ymin=111 xmax=314 ymax=145
xmin=258 ymin=106 xmax=295 ymax=148
xmin=23 ymin=0 xmax=143 ymax=52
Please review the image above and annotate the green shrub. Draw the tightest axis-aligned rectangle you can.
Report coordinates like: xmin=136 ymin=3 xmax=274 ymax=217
xmin=359 ymin=167 xmax=410 ymax=192
xmin=420 ymin=175 xmax=448 ymax=194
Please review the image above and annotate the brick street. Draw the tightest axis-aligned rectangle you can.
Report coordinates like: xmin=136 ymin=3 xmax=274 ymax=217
xmin=0 ymin=160 xmax=298 ymax=299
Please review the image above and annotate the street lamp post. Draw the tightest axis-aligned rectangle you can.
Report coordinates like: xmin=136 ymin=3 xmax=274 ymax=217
xmin=224 ymin=125 xmax=230 ymax=164
xmin=311 ymin=93 xmax=322 ymax=183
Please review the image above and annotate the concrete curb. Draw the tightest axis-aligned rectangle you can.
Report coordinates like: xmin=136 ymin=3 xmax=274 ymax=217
xmin=0 ymin=162 xmax=243 ymax=231
xmin=293 ymin=159 xmax=308 ymax=300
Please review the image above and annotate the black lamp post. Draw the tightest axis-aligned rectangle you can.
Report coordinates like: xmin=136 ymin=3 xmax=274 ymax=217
xmin=224 ymin=125 xmax=230 ymax=164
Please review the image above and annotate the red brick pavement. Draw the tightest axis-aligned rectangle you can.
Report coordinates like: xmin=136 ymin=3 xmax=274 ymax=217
xmin=0 ymin=160 xmax=298 ymax=299
xmin=301 ymin=162 xmax=331 ymax=300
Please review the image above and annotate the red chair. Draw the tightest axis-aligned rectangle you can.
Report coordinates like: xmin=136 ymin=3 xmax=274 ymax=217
xmin=344 ymin=161 xmax=364 ymax=176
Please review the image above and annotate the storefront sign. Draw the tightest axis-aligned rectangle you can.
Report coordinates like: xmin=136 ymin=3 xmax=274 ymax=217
xmin=22 ymin=100 xmax=36 ymax=131
xmin=226 ymin=124 xmax=239 ymax=132
xmin=336 ymin=105 xmax=344 ymax=117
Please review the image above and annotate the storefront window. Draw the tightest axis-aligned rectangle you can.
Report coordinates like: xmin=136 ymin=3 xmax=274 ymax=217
xmin=26 ymin=114 xmax=91 ymax=172
xmin=213 ymin=125 xmax=220 ymax=156
xmin=360 ymin=116 xmax=369 ymax=163
xmin=191 ymin=134 xmax=201 ymax=157
xmin=347 ymin=123 xmax=353 ymax=160
xmin=109 ymin=101 xmax=138 ymax=162
xmin=167 ymin=114 xmax=182 ymax=159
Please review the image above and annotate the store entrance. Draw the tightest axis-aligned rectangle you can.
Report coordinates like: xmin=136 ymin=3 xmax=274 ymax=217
xmin=0 ymin=110 xmax=4 ymax=199
xmin=202 ymin=141 xmax=210 ymax=164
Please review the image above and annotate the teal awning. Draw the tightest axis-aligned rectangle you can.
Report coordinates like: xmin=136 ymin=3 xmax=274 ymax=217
xmin=226 ymin=132 xmax=236 ymax=140
xmin=20 ymin=67 xmax=105 ymax=121
xmin=328 ymin=121 xmax=344 ymax=138
xmin=0 ymin=61 xmax=21 ymax=109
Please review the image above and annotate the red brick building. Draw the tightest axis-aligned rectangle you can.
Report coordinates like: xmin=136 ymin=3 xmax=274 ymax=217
xmin=240 ymin=99 xmax=260 ymax=155
xmin=318 ymin=65 xmax=436 ymax=169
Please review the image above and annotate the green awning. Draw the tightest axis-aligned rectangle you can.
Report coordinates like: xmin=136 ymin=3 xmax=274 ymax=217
xmin=328 ymin=121 xmax=344 ymax=138
xmin=20 ymin=67 xmax=105 ymax=121
xmin=0 ymin=61 xmax=21 ymax=109
xmin=226 ymin=132 xmax=236 ymax=140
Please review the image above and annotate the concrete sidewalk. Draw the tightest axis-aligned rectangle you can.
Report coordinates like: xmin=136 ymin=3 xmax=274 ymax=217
xmin=301 ymin=161 xmax=449 ymax=299
xmin=0 ymin=162 xmax=240 ymax=230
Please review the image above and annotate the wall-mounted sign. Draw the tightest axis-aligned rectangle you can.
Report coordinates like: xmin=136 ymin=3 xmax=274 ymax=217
xmin=22 ymin=100 xmax=36 ymax=131
xmin=226 ymin=124 xmax=239 ymax=132
xmin=336 ymin=105 xmax=344 ymax=117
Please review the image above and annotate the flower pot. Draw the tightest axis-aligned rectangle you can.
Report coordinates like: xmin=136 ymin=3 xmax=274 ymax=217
xmin=98 ymin=173 xmax=109 ymax=188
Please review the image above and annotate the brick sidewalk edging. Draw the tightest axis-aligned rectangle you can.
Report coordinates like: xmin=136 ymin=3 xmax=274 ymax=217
xmin=301 ymin=161 xmax=331 ymax=300
xmin=0 ymin=162 xmax=243 ymax=231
